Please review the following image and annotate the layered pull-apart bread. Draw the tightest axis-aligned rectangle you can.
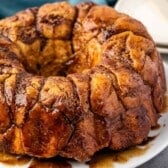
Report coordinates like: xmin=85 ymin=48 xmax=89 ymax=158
xmin=0 ymin=2 xmax=166 ymax=161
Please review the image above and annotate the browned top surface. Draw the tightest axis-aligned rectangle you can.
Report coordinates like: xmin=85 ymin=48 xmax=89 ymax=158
xmin=0 ymin=1 xmax=166 ymax=162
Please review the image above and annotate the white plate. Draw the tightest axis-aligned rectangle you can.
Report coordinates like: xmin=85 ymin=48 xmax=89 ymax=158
xmin=157 ymin=47 xmax=168 ymax=54
xmin=115 ymin=0 xmax=168 ymax=54
xmin=0 ymin=59 xmax=168 ymax=168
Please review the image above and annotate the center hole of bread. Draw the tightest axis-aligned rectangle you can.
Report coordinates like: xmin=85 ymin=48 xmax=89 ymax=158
xmin=18 ymin=39 xmax=73 ymax=77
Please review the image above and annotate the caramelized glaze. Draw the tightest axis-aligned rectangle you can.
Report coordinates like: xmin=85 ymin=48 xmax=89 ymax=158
xmin=140 ymin=136 xmax=157 ymax=146
xmin=0 ymin=152 xmax=30 ymax=165
xmin=151 ymin=123 xmax=161 ymax=130
xmin=0 ymin=135 xmax=158 ymax=168
xmin=28 ymin=158 xmax=71 ymax=168
xmin=0 ymin=153 xmax=72 ymax=168
xmin=89 ymin=146 xmax=149 ymax=168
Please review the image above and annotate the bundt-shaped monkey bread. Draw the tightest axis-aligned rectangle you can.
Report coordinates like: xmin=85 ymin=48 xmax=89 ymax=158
xmin=0 ymin=1 xmax=166 ymax=162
